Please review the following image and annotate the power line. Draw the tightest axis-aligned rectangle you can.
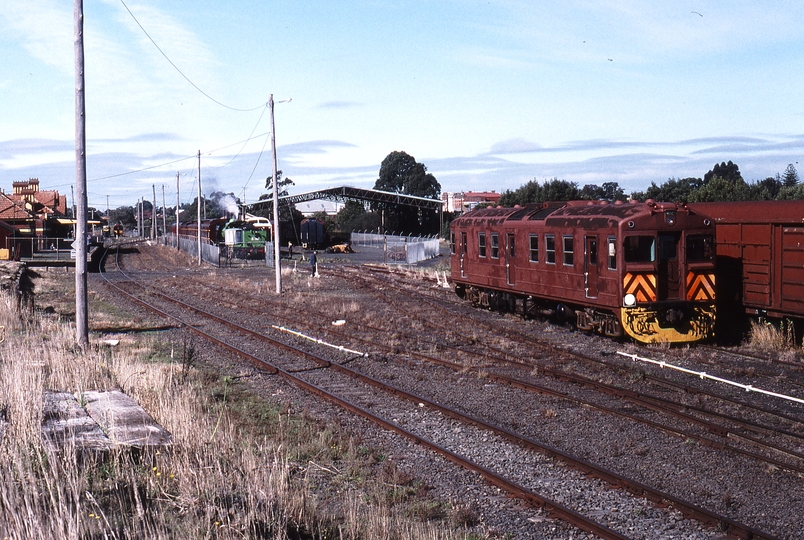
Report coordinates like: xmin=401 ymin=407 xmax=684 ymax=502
xmin=119 ymin=0 xmax=266 ymax=112
xmin=213 ymin=104 xmax=269 ymax=169
xmin=82 ymin=129 xmax=273 ymax=183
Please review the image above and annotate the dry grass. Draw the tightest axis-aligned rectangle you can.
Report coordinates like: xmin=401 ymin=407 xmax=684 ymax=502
xmin=0 ymin=279 xmax=482 ymax=539
xmin=748 ymin=319 xmax=801 ymax=354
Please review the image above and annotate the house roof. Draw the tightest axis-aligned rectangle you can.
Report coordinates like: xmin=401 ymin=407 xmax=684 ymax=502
xmin=0 ymin=194 xmax=34 ymax=221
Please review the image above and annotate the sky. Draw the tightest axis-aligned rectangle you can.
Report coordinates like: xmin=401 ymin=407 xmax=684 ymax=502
xmin=1 ymin=1 xmax=803 ymax=212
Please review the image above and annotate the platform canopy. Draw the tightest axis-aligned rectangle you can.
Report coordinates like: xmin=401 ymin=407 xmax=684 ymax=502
xmin=246 ymin=186 xmax=444 ymax=213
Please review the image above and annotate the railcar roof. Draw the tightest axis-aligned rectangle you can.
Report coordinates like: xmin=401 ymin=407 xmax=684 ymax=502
xmin=689 ymin=200 xmax=804 ymax=224
xmin=456 ymin=200 xmax=673 ymax=225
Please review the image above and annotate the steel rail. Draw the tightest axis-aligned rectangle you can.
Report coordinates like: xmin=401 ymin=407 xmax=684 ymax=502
xmin=346 ymin=267 xmax=804 ymax=433
xmin=98 ymin=246 xmax=781 ymax=540
xmin=99 ymin=246 xmax=630 ymax=540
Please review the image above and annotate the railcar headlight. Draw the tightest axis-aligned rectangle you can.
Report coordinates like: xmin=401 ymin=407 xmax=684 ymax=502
xmin=624 ymin=293 xmax=636 ymax=307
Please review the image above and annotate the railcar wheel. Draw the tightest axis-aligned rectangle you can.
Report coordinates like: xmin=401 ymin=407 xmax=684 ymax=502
xmin=556 ymin=303 xmax=576 ymax=325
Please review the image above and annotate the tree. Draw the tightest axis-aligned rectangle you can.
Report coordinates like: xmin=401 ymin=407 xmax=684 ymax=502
xmin=253 ymin=170 xmax=297 ymax=221
xmin=580 ymin=182 xmax=626 ymax=202
xmin=373 ymin=151 xmax=441 ymax=235
xmin=778 ymin=183 xmax=804 ymax=200
xmin=747 ymin=176 xmax=782 ymax=200
xmin=265 ymin=170 xmax=295 ymax=197
xmin=782 ymin=164 xmax=800 ymax=187
xmin=336 ymin=200 xmax=376 ymax=233
xmin=108 ymin=206 xmax=136 ymax=229
xmin=375 ymin=151 xmax=440 ymax=198
xmin=688 ymin=175 xmax=750 ymax=202
xmin=499 ymin=178 xmax=580 ymax=206
xmin=704 ymin=161 xmax=742 ymax=184
xmin=179 ymin=196 xmax=220 ymax=222
xmin=499 ymin=180 xmax=542 ymax=206
xmin=630 ymin=177 xmax=703 ymax=203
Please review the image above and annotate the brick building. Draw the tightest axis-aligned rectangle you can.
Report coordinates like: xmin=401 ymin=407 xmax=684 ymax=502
xmin=441 ymin=191 xmax=502 ymax=213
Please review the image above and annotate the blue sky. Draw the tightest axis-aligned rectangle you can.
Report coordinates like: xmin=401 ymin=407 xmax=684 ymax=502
xmin=1 ymin=1 xmax=803 ymax=210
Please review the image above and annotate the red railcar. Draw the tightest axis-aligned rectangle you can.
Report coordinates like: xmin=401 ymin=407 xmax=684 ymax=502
xmin=689 ymin=201 xmax=804 ymax=322
xmin=450 ymin=200 xmax=717 ymax=343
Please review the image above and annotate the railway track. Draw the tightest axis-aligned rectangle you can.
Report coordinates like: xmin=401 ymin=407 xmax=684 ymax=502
xmin=156 ymin=265 xmax=804 ymax=479
xmin=329 ymin=265 xmax=804 ymax=460
xmin=93 ymin=242 xmax=792 ymax=539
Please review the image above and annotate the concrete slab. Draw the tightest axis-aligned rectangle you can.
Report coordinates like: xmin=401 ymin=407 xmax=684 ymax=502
xmin=82 ymin=390 xmax=172 ymax=447
xmin=41 ymin=390 xmax=113 ymax=452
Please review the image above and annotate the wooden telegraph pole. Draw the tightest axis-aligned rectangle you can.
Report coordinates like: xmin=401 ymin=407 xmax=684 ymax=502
xmin=270 ymin=95 xmax=281 ymax=294
xmin=197 ymin=150 xmax=202 ymax=265
xmin=176 ymin=172 xmax=180 ymax=249
xmin=152 ymin=184 xmax=157 ymax=239
xmin=74 ymin=0 xmax=88 ymax=346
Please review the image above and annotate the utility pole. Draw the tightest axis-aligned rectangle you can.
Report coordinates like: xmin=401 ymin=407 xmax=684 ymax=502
xmin=176 ymin=172 xmax=180 ymax=249
xmin=74 ymin=0 xmax=88 ymax=346
xmin=270 ymin=94 xmax=281 ymax=294
xmin=152 ymin=184 xmax=157 ymax=239
xmin=162 ymin=184 xmax=166 ymax=242
xmin=197 ymin=150 xmax=201 ymax=265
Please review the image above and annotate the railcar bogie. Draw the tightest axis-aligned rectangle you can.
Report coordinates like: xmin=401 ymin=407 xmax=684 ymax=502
xmin=450 ymin=200 xmax=717 ymax=344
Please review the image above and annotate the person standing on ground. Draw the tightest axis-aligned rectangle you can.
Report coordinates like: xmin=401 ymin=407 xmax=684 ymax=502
xmin=310 ymin=250 xmax=317 ymax=277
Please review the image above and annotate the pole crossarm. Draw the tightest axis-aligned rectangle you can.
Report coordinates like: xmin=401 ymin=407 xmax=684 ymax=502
xmin=247 ymin=186 xmax=444 ymax=213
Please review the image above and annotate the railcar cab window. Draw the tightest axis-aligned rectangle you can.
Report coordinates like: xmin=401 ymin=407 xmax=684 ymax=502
xmin=563 ymin=236 xmax=574 ymax=266
xmin=450 ymin=232 xmax=456 ymax=255
xmin=529 ymin=234 xmax=539 ymax=262
xmin=478 ymin=232 xmax=487 ymax=258
xmin=623 ymin=236 xmax=655 ymax=263
xmin=607 ymin=237 xmax=616 ymax=270
xmin=545 ymin=234 xmax=556 ymax=264
xmin=687 ymin=234 xmax=714 ymax=262
xmin=490 ymin=233 xmax=500 ymax=259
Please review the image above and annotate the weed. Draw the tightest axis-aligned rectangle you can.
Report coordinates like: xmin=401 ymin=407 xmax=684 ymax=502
xmin=749 ymin=318 xmax=798 ymax=352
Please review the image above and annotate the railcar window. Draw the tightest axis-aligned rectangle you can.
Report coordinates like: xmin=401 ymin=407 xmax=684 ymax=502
xmin=687 ymin=234 xmax=714 ymax=261
xmin=450 ymin=232 xmax=456 ymax=255
xmin=623 ymin=236 xmax=655 ymax=262
xmin=491 ymin=233 xmax=500 ymax=259
xmin=529 ymin=234 xmax=539 ymax=262
xmin=508 ymin=235 xmax=515 ymax=258
xmin=563 ymin=236 xmax=574 ymax=266
xmin=607 ymin=237 xmax=616 ymax=269
xmin=546 ymin=235 xmax=556 ymax=264
xmin=478 ymin=232 xmax=487 ymax=258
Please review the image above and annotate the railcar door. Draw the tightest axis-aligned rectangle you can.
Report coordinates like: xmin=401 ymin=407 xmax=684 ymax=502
xmin=658 ymin=232 xmax=681 ymax=300
xmin=506 ymin=233 xmax=516 ymax=286
xmin=460 ymin=232 xmax=468 ymax=278
xmin=584 ymin=236 xmax=598 ymax=298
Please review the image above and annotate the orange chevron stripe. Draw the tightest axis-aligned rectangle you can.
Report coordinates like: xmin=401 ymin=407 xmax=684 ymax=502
xmin=624 ymin=273 xmax=657 ymax=302
xmin=686 ymin=272 xmax=716 ymax=301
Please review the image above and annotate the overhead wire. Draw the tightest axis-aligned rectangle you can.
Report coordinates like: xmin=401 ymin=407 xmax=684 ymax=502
xmin=55 ymin=2 xmax=282 ymax=208
xmin=80 ymin=130 xmax=273 ymax=183
xmin=118 ymin=0 xmax=266 ymax=112
xmin=214 ymin=104 xmax=269 ymax=169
